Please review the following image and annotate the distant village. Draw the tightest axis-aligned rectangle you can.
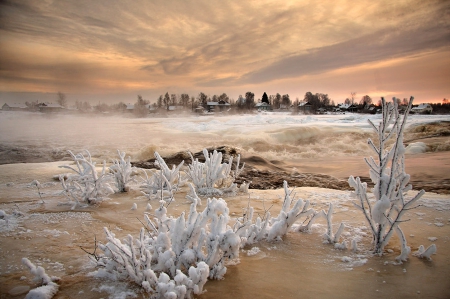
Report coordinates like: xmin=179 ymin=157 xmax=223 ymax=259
xmin=2 ymin=91 xmax=449 ymax=116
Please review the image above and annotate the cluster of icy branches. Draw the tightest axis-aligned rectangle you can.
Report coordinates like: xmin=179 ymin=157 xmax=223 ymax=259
xmin=348 ymin=97 xmax=436 ymax=261
xmin=233 ymin=181 xmax=346 ymax=248
xmin=139 ymin=152 xmax=187 ymax=203
xmin=58 ymin=148 xmax=248 ymax=208
xmin=59 ymin=150 xmax=115 ymax=207
xmin=92 ymin=180 xmax=350 ymax=298
xmin=93 ymin=198 xmax=238 ymax=298
xmin=186 ymin=149 xmax=245 ymax=198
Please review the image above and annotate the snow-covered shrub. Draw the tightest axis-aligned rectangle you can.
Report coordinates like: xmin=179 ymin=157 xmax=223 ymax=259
xmin=322 ymin=203 xmax=346 ymax=248
xmin=59 ymin=150 xmax=114 ymax=207
xmin=22 ymin=258 xmax=60 ymax=299
xmin=234 ymin=181 xmax=319 ymax=246
xmin=109 ymin=150 xmax=135 ymax=192
xmin=186 ymin=149 xmax=244 ymax=197
xmin=93 ymin=198 xmax=241 ymax=298
xmin=140 ymin=152 xmax=186 ymax=202
xmin=348 ymin=97 xmax=426 ymax=260
xmin=266 ymin=181 xmax=315 ymax=241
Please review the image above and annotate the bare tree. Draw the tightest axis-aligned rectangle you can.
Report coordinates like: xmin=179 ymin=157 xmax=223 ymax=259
xmin=170 ymin=94 xmax=177 ymax=106
xmin=198 ymin=92 xmax=208 ymax=108
xmin=57 ymin=92 xmax=68 ymax=108
xmin=360 ymin=95 xmax=372 ymax=107
xmin=218 ymin=93 xmax=229 ymax=102
xmin=281 ymin=94 xmax=291 ymax=107
xmin=350 ymin=92 xmax=357 ymax=104
xmin=180 ymin=93 xmax=190 ymax=107
xmin=163 ymin=92 xmax=170 ymax=110
xmin=134 ymin=95 xmax=149 ymax=117
xmin=245 ymin=92 xmax=255 ymax=110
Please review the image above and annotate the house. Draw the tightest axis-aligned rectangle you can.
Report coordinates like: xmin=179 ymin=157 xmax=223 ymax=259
xmin=255 ymin=102 xmax=272 ymax=111
xmin=298 ymin=101 xmax=312 ymax=113
xmin=206 ymin=100 xmax=231 ymax=112
xmin=38 ymin=103 xmax=64 ymax=113
xmin=338 ymin=103 xmax=357 ymax=112
xmin=2 ymin=103 xmax=27 ymax=111
xmin=126 ymin=104 xmax=135 ymax=112
xmin=411 ymin=103 xmax=433 ymax=114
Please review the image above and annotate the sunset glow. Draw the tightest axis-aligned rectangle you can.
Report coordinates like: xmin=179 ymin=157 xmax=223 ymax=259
xmin=1 ymin=0 xmax=449 ymax=104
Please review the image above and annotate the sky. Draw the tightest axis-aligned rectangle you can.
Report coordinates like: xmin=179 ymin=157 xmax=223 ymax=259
xmin=0 ymin=0 xmax=449 ymax=105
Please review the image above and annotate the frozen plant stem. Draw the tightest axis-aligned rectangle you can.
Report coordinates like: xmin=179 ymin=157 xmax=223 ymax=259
xmin=31 ymin=180 xmax=45 ymax=204
xmin=348 ymin=97 xmax=425 ymax=259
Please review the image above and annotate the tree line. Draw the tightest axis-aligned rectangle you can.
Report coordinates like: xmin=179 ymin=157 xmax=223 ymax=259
xmin=33 ymin=91 xmax=450 ymax=116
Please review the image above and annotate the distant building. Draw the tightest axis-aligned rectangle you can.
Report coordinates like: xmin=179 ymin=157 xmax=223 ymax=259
xmin=2 ymin=103 xmax=27 ymax=111
xmin=206 ymin=100 xmax=231 ymax=112
xmin=126 ymin=103 xmax=135 ymax=112
xmin=298 ymin=101 xmax=312 ymax=113
xmin=255 ymin=102 xmax=272 ymax=111
xmin=411 ymin=103 xmax=433 ymax=114
xmin=338 ymin=103 xmax=357 ymax=112
xmin=38 ymin=103 xmax=64 ymax=113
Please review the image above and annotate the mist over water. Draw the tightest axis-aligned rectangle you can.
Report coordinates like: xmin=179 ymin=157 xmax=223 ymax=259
xmin=1 ymin=111 xmax=448 ymax=166
xmin=0 ymin=111 xmax=433 ymax=165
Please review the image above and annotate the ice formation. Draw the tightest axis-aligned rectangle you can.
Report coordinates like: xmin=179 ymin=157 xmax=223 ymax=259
xmin=186 ymin=149 xmax=244 ymax=196
xmin=109 ymin=150 xmax=135 ymax=192
xmin=21 ymin=258 xmax=60 ymax=299
xmin=348 ymin=97 xmax=426 ymax=259
xmin=58 ymin=150 xmax=114 ymax=207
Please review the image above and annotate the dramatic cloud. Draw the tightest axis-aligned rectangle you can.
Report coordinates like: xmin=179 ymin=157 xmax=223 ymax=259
xmin=0 ymin=0 xmax=449 ymax=103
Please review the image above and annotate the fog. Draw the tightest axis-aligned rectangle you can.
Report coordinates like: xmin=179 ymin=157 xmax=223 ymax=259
xmin=1 ymin=111 xmax=447 ymax=166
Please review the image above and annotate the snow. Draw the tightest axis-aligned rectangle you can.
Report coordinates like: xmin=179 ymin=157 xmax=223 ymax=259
xmin=405 ymin=142 xmax=427 ymax=154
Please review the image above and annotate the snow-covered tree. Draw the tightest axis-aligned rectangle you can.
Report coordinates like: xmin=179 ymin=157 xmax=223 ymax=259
xmin=59 ymin=150 xmax=114 ymax=207
xmin=348 ymin=97 xmax=427 ymax=260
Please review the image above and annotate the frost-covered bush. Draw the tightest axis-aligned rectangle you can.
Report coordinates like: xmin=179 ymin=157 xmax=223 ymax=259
xmin=140 ymin=152 xmax=186 ymax=202
xmin=234 ymin=181 xmax=323 ymax=246
xmin=348 ymin=97 xmax=427 ymax=260
xmin=59 ymin=150 xmax=114 ymax=207
xmin=186 ymin=149 xmax=244 ymax=197
xmin=109 ymin=150 xmax=135 ymax=192
xmin=321 ymin=204 xmax=346 ymax=249
xmin=93 ymin=198 xmax=240 ymax=298
xmin=22 ymin=258 xmax=60 ymax=299
xmin=91 ymin=179 xmax=354 ymax=297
